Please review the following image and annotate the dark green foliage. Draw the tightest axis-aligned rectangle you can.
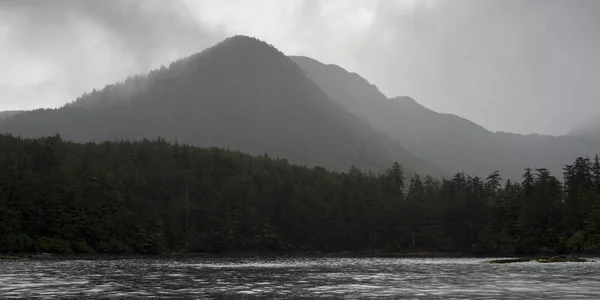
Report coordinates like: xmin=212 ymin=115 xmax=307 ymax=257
xmin=0 ymin=134 xmax=599 ymax=255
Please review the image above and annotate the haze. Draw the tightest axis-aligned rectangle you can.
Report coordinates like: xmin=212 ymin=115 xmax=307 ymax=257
xmin=1 ymin=0 xmax=599 ymax=135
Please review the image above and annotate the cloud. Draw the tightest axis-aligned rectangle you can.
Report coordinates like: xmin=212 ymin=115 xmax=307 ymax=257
xmin=0 ymin=0 xmax=222 ymax=109
xmin=350 ymin=0 xmax=600 ymax=135
xmin=1 ymin=0 xmax=599 ymax=135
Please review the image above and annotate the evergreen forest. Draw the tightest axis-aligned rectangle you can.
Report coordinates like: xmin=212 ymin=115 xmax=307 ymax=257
xmin=1 ymin=134 xmax=599 ymax=255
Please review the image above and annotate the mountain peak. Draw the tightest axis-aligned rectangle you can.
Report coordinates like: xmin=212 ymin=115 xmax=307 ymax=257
xmin=217 ymin=35 xmax=271 ymax=49
xmin=211 ymin=35 xmax=284 ymax=56
xmin=0 ymin=36 xmax=439 ymax=175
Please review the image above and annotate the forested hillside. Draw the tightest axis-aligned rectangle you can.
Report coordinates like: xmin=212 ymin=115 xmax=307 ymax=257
xmin=0 ymin=111 xmax=23 ymax=119
xmin=0 ymin=36 xmax=439 ymax=176
xmin=1 ymin=134 xmax=598 ymax=255
xmin=291 ymin=56 xmax=600 ymax=181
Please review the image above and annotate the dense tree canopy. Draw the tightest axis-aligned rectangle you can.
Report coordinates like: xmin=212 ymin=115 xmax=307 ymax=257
xmin=1 ymin=134 xmax=598 ymax=255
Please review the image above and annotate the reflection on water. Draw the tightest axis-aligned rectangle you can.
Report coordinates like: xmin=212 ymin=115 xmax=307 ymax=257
xmin=1 ymin=257 xmax=599 ymax=299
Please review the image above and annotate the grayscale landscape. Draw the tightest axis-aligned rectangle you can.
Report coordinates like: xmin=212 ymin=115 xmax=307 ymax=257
xmin=1 ymin=0 xmax=599 ymax=298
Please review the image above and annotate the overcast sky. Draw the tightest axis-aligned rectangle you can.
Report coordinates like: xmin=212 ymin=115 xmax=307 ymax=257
xmin=1 ymin=0 xmax=599 ymax=135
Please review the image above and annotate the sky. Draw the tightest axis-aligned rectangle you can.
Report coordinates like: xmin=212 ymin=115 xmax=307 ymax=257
xmin=1 ymin=0 xmax=599 ymax=135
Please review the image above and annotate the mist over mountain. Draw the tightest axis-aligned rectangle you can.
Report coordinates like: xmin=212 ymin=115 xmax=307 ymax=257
xmin=3 ymin=2 xmax=600 ymax=296
xmin=291 ymin=56 xmax=600 ymax=180
xmin=2 ymin=36 xmax=595 ymax=180
xmin=0 ymin=36 xmax=440 ymax=176
xmin=0 ymin=111 xmax=23 ymax=119
xmin=570 ymin=115 xmax=600 ymax=138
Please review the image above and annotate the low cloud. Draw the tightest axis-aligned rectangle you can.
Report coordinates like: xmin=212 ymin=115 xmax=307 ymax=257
xmin=0 ymin=0 xmax=221 ymax=109
xmin=1 ymin=0 xmax=599 ymax=135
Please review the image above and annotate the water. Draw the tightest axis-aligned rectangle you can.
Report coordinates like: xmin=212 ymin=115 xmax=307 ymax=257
xmin=1 ymin=257 xmax=599 ymax=299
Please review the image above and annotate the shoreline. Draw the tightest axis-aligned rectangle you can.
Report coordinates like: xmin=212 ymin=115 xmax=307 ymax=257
xmin=2 ymin=251 xmax=597 ymax=261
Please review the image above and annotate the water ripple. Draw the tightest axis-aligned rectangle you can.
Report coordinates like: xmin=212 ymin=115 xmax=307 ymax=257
xmin=1 ymin=257 xmax=599 ymax=299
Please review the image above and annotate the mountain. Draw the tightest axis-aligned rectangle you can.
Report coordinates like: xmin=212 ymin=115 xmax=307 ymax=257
xmin=291 ymin=56 xmax=600 ymax=180
xmin=0 ymin=36 xmax=440 ymax=175
xmin=0 ymin=110 xmax=23 ymax=119
xmin=570 ymin=115 xmax=600 ymax=138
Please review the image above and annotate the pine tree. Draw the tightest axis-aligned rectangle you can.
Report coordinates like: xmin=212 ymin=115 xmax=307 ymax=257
xmin=384 ymin=162 xmax=405 ymax=200
xmin=406 ymin=174 xmax=425 ymax=249
xmin=592 ymin=155 xmax=600 ymax=192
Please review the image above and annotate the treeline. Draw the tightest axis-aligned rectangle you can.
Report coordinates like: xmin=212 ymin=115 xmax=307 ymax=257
xmin=0 ymin=134 xmax=599 ymax=255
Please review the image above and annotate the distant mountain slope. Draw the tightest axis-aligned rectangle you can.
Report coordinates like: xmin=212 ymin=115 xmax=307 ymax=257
xmin=0 ymin=111 xmax=24 ymax=119
xmin=291 ymin=56 xmax=600 ymax=180
xmin=570 ymin=115 xmax=600 ymax=138
xmin=0 ymin=36 xmax=440 ymax=175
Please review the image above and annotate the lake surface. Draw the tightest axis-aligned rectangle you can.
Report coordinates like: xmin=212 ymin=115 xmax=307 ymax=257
xmin=1 ymin=257 xmax=599 ymax=299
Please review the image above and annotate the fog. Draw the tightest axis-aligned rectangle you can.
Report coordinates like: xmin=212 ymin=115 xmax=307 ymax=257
xmin=1 ymin=0 xmax=599 ymax=135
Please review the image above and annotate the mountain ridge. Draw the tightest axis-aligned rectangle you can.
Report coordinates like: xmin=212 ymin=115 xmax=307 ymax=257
xmin=291 ymin=55 xmax=600 ymax=180
xmin=0 ymin=35 xmax=441 ymax=176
